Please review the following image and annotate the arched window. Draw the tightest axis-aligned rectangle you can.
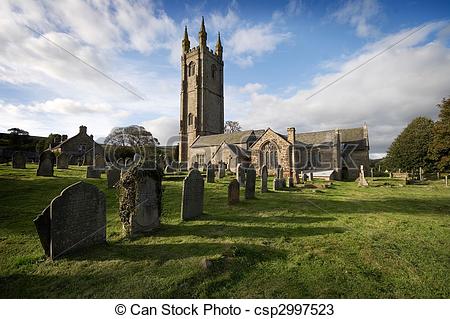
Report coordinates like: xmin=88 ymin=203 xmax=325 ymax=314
xmin=188 ymin=113 xmax=194 ymax=126
xmin=188 ymin=62 xmax=196 ymax=76
xmin=260 ymin=142 xmax=278 ymax=169
xmin=211 ymin=64 xmax=217 ymax=79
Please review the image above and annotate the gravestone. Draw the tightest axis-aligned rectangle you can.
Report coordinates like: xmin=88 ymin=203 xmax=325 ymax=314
xmin=445 ymin=175 xmax=448 ymax=187
xmin=245 ymin=166 xmax=256 ymax=199
xmin=12 ymin=151 xmax=26 ymax=169
xmin=301 ymin=171 xmax=307 ymax=183
xmin=294 ymin=170 xmax=300 ymax=184
xmin=33 ymin=181 xmax=106 ymax=260
xmin=260 ymin=165 xmax=268 ymax=193
xmin=228 ymin=179 xmax=240 ymax=204
xmin=56 ymin=153 xmax=69 ymax=169
xmin=358 ymin=165 xmax=369 ymax=187
xmin=217 ymin=163 xmax=226 ymax=178
xmin=236 ymin=164 xmax=245 ymax=186
xmin=309 ymin=172 xmax=314 ymax=182
xmin=287 ymin=176 xmax=294 ymax=188
xmin=370 ymin=168 xmax=374 ymax=178
xmin=419 ymin=167 xmax=423 ymax=181
xmin=86 ymin=165 xmax=101 ymax=178
xmin=37 ymin=150 xmax=56 ymax=177
xmin=94 ymin=155 xmax=106 ymax=169
xmin=192 ymin=162 xmax=199 ymax=169
xmin=181 ymin=169 xmax=204 ymax=220
xmin=273 ymin=178 xmax=283 ymax=190
xmin=107 ymin=168 xmax=121 ymax=188
xmin=389 ymin=171 xmax=393 ymax=178
xmin=206 ymin=164 xmax=215 ymax=183
xmin=82 ymin=151 xmax=93 ymax=166
xmin=118 ymin=167 xmax=162 ymax=238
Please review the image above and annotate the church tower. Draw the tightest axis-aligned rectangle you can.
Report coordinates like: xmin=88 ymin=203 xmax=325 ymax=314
xmin=179 ymin=17 xmax=224 ymax=164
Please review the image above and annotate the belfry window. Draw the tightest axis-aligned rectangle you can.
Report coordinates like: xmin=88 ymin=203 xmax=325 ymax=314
xmin=188 ymin=62 xmax=196 ymax=76
xmin=260 ymin=142 xmax=278 ymax=169
xmin=211 ymin=64 xmax=217 ymax=79
xmin=188 ymin=113 xmax=194 ymax=126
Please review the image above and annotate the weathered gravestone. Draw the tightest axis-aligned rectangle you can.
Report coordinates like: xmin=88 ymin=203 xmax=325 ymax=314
xmin=86 ymin=165 xmax=101 ymax=178
xmin=245 ymin=166 xmax=256 ymax=199
xmin=273 ymin=165 xmax=284 ymax=190
xmin=236 ymin=163 xmax=246 ymax=186
xmin=107 ymin=168 xmax=121 ymax=188
xmin=309 ymin=172 xmax=314 ymax=182
xmin=94 ymin=155 xmax=106 ymax=169
xmin=192 ymin=161 xmax=199 ymax=169
xmin=56 ymin=153 xmax=69 ymax=169
xmin=260 ymin=165 xmax=268 ymax=193
xmin=228 ymin=179 xmax=240 ymax=204
xmin=206 ymin=164 xmax=215 ymax=183
xmin=181 ymin=169 xmax=204 ymax=220
xmin=33 ymin=181 xmax=106 ymax=259
xmin=36 ymin=150 xmax=56 ymax=177
xmin=287 ymin=176 xmax=294 ymax=188
xmin=358 ymin=165 xmax=369 ymax=187
xmin=118 ymin=167 xmax=162 ymax=238
xmin=12 ymin=151 xmax=26 ymax=169
xmin=217 ymin=163 xmax=226 ymax=178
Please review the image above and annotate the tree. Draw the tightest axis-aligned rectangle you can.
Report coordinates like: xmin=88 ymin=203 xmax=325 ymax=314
xmin=428 ymin=97 xmax=450 ymax=171
xmin=385 ymin=117 xmax=434 ymax=171
xmin=8 ymin=128 xmax=29 ymax=135
xmin=224 ymin=121 xmax=242 ymax=134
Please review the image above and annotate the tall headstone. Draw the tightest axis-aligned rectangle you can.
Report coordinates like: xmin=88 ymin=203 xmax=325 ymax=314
xmin=206 ymin=164 xmax=215 ymax=183
xmin=56 ymin=153 xmax=69 ymax=169
xmin=228 ymin=179 xmax=240 ymax=204
xmin=370 ymin=168 xmax=374 ymax=178
xmin=95 ymin=155 xmax=106 ymax=169
xmin=12 ymin=151 xmax=26 ymax=169
xmin=245 ymin=166 xmax=256 ymax=199
xmin=86 ymin=165 xmax=101 ymax=178
xmin=276 ymin=165 xmax=284 ymax=179
xmin=217 ymin=163 xmax=226 ymax=178
xmin=236 ymin=164 xmax=245 ymax=186
xmin=358 ymin=165 xmax=369 ymax=187
xmin=181 ymin=169 xmax=204 ymax=220
xmin=260 ymin=165 xmax=268 ymax=193
xmin=118 ymin=168 xmax=162 ymax=238
xmin=36 ymin=150 xmax=56 ymax=177
xmin=33 ymin=181 xmax=106 ymax=260
xmin=419 ymin=167 xmax=423 ymax=181
xmin=107 ymin=168 xmax=121 ymax=188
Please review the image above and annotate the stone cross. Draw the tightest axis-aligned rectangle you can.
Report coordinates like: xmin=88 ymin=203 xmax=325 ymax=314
xmin=228 ymin=179 xmax=240 ymax=204
xmin=260 ymin=165 xmax=268 ymax=193
xmin=37 ymin=150 xmax=56 ymax=177
xmin=33 ymin=181 xmax=106 ymax=260
xmin=245 ymin=166 xmax=256 ymax=199
xmin=12 ymin=151 xmax=26 ymax=169
xmin=56 ymin=153 xmax=69 ymax=169
xmin=181 ymin=169 xmax=204 ymax=220
xmin=206 ymin=164 xmax=215 ymax=183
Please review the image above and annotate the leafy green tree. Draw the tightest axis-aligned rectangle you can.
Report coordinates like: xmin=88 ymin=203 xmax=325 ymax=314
xmin=428 ymin=97 xmax=450 ymax=171
xmin=8 ymin=128 xmax=29 ymax=135
xmin=385 ymin=117 xmax=434 ymax=171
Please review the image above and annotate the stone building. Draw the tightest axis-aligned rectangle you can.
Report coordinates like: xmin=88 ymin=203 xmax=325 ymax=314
xmin=178 ymin=20 xmax=369 ymax=180
xmin=51 ymin=125 xmax=104 ymax=165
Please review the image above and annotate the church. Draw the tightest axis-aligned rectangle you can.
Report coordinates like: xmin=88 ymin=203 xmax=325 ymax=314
xmin=178 ymin=19 xmax=369 ymax=181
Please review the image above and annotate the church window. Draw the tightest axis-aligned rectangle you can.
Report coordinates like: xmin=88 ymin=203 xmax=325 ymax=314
xmin=188 ymin=62 xmax=196 ymax=76
xmin=188 ymin=113 xmax=194 ymax=126
xmin=260 ymin=142 xmax=278 ymax=169
xmin=211 ymin=64 xmax=217 ymax=79
xmin=196 ymin=154 xmax=205 ymax=165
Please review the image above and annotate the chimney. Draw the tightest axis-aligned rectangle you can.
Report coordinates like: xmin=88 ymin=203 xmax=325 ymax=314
xmin=79 ymin=125 xmax=87 ymax=135
xmin=287 ymin=127 xmax=296 ymax=144
xmin=62 ymin=134 xmax=68 ymax=142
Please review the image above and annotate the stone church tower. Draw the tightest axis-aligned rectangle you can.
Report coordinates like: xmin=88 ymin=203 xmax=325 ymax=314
xmin=179 ymin=17 xmax=224 ymax=164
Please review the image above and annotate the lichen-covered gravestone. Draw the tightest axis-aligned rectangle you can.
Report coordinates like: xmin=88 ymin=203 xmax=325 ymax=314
xmin=33 ymin=181 xmax=106 ymax=260
xmin=107 ymin=168 xmax=121 ymax=188
xmin=86 ymin=165 xmax=101 ymax=178
xmin=12 ymin=151 xmax=26 ymax=169
xmin=206 ymin=164 xmax=215 ymax=183
xmin=56 ymin=153 xmax=69 ymax=169
xmin=260 ymin=165 xmax=268 ymax=193
xmin=245 ymin=166 xmax=256 ymax=199
xmin=236 ymin=163 xmax=246 ymax=186
xmin=181 ymin=169 xmax=204 ymax=220
xmin=228 ymin=179 xmax=240 ymax=204
xmin=36 ymin=150 xmax=56 ymax=177
xmin=118 ymin=167 xmax=162 ymax=238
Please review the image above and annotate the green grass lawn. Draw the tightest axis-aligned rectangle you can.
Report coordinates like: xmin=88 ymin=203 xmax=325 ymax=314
xmin=0 ymin=164 xmax=449 ymax=298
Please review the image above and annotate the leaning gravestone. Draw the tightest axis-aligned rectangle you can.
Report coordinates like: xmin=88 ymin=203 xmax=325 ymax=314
xmin=12 ymin=151 xmax=26 ymax=169
xmin=86 ymin=165 xmax=101 ymax=178
xmin=245 ymin=166 xmax=256 ymax=199
xmin=56 ymin=153 xmax=69 ymax=169
xmin=228 ymin=179 xmax=240 ymax=204
xmin=107 ymin=168 xmax=121 ymax=188
xmin=206 ymin=164 xmax=215 ymax=183
xmin=36 ymin=150 xmax=56 ymax=177
xmin=118 ymin=167 xmax=162 ymax=238
xmin=236 ymin=164 xmax=246 ymax=186
xmin=181 ymin=169 xmax=204 ymax=220
xmin=261 ymin=165 xmax=268 ymax=193
xmin=33 ymin=181 xmax=106 ymax=260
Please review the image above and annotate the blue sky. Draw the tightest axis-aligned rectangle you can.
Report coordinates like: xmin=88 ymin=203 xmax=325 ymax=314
xmin=1 ymin=0 xmax=449 ymax=158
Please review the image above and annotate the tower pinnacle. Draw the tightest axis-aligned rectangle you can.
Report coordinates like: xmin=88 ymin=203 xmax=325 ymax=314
xmin=199 ymin=16 xmax=207 ymax=48
xmin=182 ymin=25 xmax=190 ymax=53
xmin=215 ymin=32 xmax=223 ymax=59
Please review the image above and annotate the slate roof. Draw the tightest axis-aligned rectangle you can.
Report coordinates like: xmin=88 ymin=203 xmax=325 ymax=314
xmin=295 ymin=127 xmax=365 ymax=145
xmin=191 ymin=130 xmax=263 ymax=148
xmin=212 ymin=142 xmax=251 ymax=159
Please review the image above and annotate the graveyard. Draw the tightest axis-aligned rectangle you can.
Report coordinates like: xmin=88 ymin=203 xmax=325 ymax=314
xmin=0 ymin=163 xmax=449 ymax=298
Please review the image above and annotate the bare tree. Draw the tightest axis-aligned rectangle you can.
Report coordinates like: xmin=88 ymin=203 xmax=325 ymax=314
xmin=224 ymin=121 xmax=242 ymax=134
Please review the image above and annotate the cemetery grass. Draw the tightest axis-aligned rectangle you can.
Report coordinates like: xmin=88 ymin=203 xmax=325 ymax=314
xmin=0 ymin=164 xmax=449 ymax=298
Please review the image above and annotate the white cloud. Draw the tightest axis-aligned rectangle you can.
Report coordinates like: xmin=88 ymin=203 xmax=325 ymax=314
xmin=332 ymin=0 xmax=381 ymax=38
xmin=141 ymin=117 xmax=179 ymax=146
xmin=239 ymin=82 xmax=265 ymax=94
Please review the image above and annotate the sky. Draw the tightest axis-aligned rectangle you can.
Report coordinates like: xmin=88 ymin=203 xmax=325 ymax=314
xmin=1 ymin=0 xmax=449 ymax=158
